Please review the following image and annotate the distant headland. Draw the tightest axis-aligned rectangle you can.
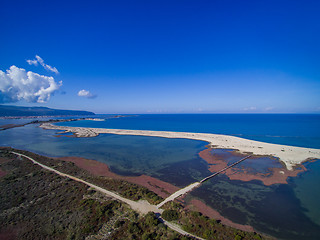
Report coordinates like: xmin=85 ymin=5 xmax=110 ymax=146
xmin=0 ymin=105 xmax=95 ymax=117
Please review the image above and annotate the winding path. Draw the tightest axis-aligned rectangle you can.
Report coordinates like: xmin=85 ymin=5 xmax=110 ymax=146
xmin=10 ymin=151 xmax=204 ymax=240
xmin=11 ymin=151 xmax=160 ymax=215
xmin=157 ymin=155 xmax=252 ymax=208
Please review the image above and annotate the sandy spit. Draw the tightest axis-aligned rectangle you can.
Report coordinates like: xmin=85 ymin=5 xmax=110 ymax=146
xmin=41 ymin=123 xmax=320 ymax=170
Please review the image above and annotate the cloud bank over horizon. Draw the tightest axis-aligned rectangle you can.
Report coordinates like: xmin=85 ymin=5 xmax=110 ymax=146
xmin=77 ymin=89 xmax=97 ymax=99
xmin=27 ymin=55 xmax=59 ymax=74
xmin=0 ymin=65 xmax=62 ymax=103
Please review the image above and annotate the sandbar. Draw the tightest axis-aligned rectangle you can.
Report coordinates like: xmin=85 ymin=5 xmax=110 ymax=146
xmin=199 ymin=148 xmax=306 ymax=185
xmin=41 ymin=123 xmax=320 ymax=170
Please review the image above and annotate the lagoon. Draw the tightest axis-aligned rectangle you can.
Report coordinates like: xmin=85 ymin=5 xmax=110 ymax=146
xmin=1 ymin=114 xmax=320 ymax=239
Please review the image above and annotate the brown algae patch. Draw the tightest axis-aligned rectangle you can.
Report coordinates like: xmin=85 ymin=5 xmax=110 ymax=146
xmin=58 ymin=156 xmax=179 ymax=198
xmin=199 ymin=148 xmax=306 ymax=186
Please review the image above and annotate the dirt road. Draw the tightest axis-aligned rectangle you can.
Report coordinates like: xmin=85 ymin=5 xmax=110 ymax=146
xmin=11 ymin=151 xmax=204 ymax=240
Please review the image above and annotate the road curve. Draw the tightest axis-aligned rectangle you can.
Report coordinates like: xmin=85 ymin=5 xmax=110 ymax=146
xmin=11 ymin=151 xmax=161 ymax=215
xmin=11 ymin=151 xmax=204 ymax=240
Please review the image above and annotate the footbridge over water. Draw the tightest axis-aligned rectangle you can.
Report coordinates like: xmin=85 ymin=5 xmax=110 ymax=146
xmin=200 ymin=154 xmax=252 ymax=183
xmin=157 ymin=154 xmax=252 ymax=208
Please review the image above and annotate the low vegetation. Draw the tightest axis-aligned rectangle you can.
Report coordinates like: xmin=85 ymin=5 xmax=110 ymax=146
xmin=161 ymin=202 xmax=272 ymax=240
xmin=110 ymin=212 xmax=187 ymax=240
xmin=0 ymin=148 xmax=188 ymax=239
xmin=0 ymin=147 xmax=272 ymax=239
xmin=0 ymin=149 xmax=108 ymax=239
xmin=162 ymin=209 xmax=180 ymax=221
xmin=4 ymin=148 xmax=163 ymax=205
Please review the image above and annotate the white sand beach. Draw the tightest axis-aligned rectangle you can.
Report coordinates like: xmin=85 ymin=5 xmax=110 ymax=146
xmin=41 ymin=123 xmax=320 ymax=170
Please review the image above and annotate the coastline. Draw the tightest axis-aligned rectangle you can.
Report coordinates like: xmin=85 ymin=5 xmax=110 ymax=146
xmin=58 ymin=155 xmax=257 ymax=233
xmin=58 ymin=156 xmax=179 ymax=198
xmin=41 ymin=123 xmax=320 ymax=170
xmin=1 ymin=148 xmax=270 ymax=239
xmin=199 ymin=148 xmax=307 ymax=185
xmin=187 ymin=199 xmax=255 ymax=232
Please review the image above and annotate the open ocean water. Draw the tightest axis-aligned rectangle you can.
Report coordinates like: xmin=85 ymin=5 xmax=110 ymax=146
xmin=57 ymin=114 xmax=320 ymax=149
xmin=1 ymin=114 xmax=320 ymax=239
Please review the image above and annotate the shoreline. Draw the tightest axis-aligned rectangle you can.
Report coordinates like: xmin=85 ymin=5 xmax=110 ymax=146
xmin=199 ymin=148 xmax=306 ymax=185
xmin=41 ymin=123 xmax=320 ymax=170
xmin=58 ymin=155 xmax=257 ymax=233
xmin=1 ymin=148 xmax=267 ymax=240
xmin=187 ymin=199 xmax=255 ymax=232
xmin=57 ymin=156 xmax=179 ymax=198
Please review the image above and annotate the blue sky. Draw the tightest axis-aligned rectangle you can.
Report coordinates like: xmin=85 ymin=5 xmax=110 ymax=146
xmin=0 ymin=0 xmax=319 ymax=113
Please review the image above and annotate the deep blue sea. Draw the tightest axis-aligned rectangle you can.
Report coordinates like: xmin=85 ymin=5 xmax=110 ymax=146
xmin=1 ymin=114 xmax=320 ymax=239
xmin=57 ymin=114 xmax=320 ymax=149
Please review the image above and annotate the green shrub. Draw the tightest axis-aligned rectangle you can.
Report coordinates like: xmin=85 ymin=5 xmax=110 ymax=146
xmin=144 ymin=212 xmax=160 ymax=227
xmin=115 ymin=220 xmax=126 ymax=228
xmin=234 ymin=234 xmax=243 ymax=240
xmin=142 ymin=232 xmax=156 ymax=240
xmin=128 ymin=222 xmax=141 ymax=234
xmin=162 ymin=209 xmax=180 ymax=221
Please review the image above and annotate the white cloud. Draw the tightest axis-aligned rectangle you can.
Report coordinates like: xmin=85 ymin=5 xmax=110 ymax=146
xmin=265 ymin=107 xmax=274 ymax=111
xmin=243 ymin=106 xmax=257 ymax=111
xmin=78 ymin=89 xmax=97 ymax=99
xmin=0 ymin=65 xmax=62 ymax=103
xmin=26 ymin=55 xmax=59 ymax=74
xmin=26 ymin=59 xmax=38 ymax=66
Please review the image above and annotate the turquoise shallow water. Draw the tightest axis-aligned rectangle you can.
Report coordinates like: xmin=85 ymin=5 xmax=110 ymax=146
xmin=57 ymin=114 xmax=320 ymax=148
xmin=0 ymin=124 xmax=207 ymax=178
xmin=1 ymin=114 xmax=320 ymax=239
xmin=291 ymin=160 xmax=320 ymax=226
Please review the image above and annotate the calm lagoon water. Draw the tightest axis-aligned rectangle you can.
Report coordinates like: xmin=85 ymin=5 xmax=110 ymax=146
xmin=0 ymin=124 xmax=207 ymax=177
xmin=57 ymin=114 xmax=320 ymax=148
xmin=210 ymin=149 xmax=284 ymax=174
xmin=1 ymin=114 xmax=320 ymax=239
xmin=191 ymin=175 xmax=320 ymax=240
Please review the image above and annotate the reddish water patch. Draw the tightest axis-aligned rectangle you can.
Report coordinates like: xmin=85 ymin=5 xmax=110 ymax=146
xmin=199 ymin=148 xmax=306 ymax=185
xmin=54 ymin=156 xmax=258 ymax=233
xmin=59 ymin=156 xmax=179 ymax=198
xmin=186 ymin=199 xmax=254 ymax=232
xmin=126 ymin=175 xmax=179 ymax=198
xmin=58 ymin=156 xmax=116 ymax=177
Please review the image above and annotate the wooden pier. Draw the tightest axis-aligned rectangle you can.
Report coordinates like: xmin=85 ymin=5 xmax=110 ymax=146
xmin=200 ymin=155 xmax=252 ymax=183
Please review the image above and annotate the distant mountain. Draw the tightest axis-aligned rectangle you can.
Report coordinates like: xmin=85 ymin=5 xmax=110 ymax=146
xmin=0 ymin=105 xmax=95 ymax=117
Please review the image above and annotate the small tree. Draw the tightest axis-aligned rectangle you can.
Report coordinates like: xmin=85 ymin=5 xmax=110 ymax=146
xmin=162 ymin=209 xmax=180 ymax=221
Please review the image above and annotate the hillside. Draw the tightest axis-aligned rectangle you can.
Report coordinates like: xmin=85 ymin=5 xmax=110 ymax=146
xmin=0 ymin=148 xmax=269 ymax=240
xmin=0 ymin=148 xmax=187 ymax=240
xmin=0 ymin=105 xmax=95 ymax=117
